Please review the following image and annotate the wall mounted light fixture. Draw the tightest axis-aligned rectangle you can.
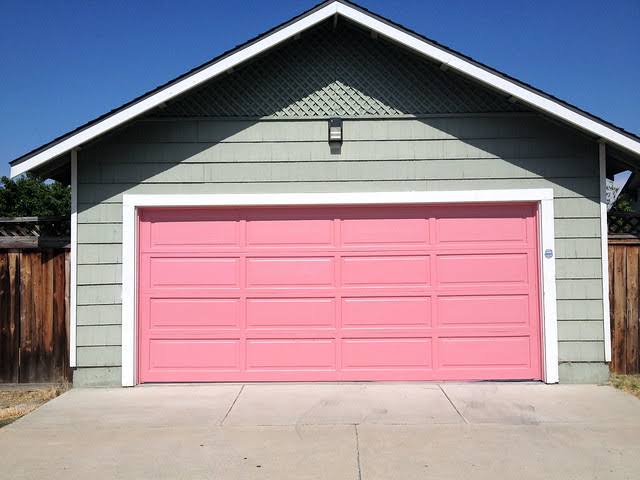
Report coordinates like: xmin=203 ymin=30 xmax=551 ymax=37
xmin=328 ymin=118 xmax=343 ymax=144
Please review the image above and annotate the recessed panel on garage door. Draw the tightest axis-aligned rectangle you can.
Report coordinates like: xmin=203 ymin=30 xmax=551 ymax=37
xmin=437 ymin=254 xmax=528 ymax=285
xmin=435 ymin=204 xmax=530 ymax=244
xmin=341 ymin=256 xmax=430 ymax=287
xmin=342 ymin=338 xmax=432 ymax=369
xmin=438 ymin=337 xmax=532 ymax=370
xmin=246 ymin=257 xmax=335 ymax=288
xmin=144 ymin=209 xmax=241 ymax=249
xmin=246 ymin=298 xmax=336 ymax=329
xmin=149 ymin=257 xmax=240 ymax=288
xmin=342 ymin=297 xmax=431 ymax=328
xmin=246 ymin=339 xmax=336 ymax=370
xmin=341 ymin=217 xmax=429 ymax=246
xmin=438 ymin=295 xmax=529 ymax=328
xmin=149 ymin=298 xmax=241 ymax=329
xmin=149 ymin=340 xmax=240 ymax=370
xmin=247 ymin=217 xmax=335 ymax=247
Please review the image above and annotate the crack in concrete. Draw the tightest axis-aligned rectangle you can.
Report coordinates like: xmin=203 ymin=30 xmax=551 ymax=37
xmin=439 ymin=384 xmax=469 ymax=424
xmin=220 ymin=385 xmax=244 ymax=426
xmin=354 ymin=424 xmax=362 ymax=480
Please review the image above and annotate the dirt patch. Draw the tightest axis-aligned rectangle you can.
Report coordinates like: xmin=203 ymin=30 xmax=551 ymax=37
xmin=0 ymin=385 xmax=69 ymax=427
xmin=610 ymin=374 xmax=640 ymax=400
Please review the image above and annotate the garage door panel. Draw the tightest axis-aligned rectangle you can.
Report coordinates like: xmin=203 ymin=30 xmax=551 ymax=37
xmin=434 ymin=204 xmax=533 ymax=239
xmin=148 ymin=257 xmax=240 ymax=288
xmin=148 ymin=297 xmax=241 ymax=329
xmin=246 ymin=298 xmax=336 ymax=329
xmin=341 ymin=338 xmax=432 ymax=369
xmin=437 ymin=254 xmax=529 ymax=286
xmin=438 ymin=336 xmax=532 ymax=369
xmin=246 ymin=257 xmax=335 ymax=288
xmin=437 ymin=295 xmax=529 ymax=328
xmin=341 ymin=217 xmax=429 ymax=247
xmin=246 ymin=218 xmax=335 ymax=247
xmin=341 ymin=255 xmax=430 ymax=287
xmin=150 ymin=220 xmax=240 ymax=249
xmin=246 ymin=339 xmax=336 ymax=370
xmin=436 ymin=216 xmax=528 ymax=245
xmin=138 ymin=204 xmax=541 ymax=383
xmin=342 ymin=296 xmax=431 ymax=328
xmin=148 ymin=339 xmax=240 ymax=370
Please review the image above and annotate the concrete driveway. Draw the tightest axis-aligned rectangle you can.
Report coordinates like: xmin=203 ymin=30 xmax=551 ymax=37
xmin=1 ymin=383 xmax=639 ymax=479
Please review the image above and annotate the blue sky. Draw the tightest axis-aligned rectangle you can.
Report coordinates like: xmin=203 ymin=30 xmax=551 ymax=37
xmin=1 ymin=0 xmax=638 ymax=178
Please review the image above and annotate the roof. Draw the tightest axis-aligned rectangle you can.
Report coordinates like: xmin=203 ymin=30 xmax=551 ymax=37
xmin=10 ymin=0 xmax=640 ymax=177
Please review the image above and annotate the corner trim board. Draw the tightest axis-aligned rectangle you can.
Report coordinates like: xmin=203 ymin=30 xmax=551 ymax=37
xmin=120 ymin=189 xmax=559 ymax=386
xmin=121 ymin=198 xmax=137 ymax=386
xmin=599 ymin=142 xmax=612 ymax=362
xmin=539 ymin=197 xmax=558 ymax=382
xmin=70 ymin=149 xmax=78 ymax=367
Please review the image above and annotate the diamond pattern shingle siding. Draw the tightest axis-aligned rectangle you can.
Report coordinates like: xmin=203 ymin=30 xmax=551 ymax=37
xmin=155 ymin=20 xmax=527 ymax=118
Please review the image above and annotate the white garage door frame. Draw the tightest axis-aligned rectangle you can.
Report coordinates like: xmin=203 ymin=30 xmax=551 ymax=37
xmin=121 ymin=189 xmax=558 ymax=386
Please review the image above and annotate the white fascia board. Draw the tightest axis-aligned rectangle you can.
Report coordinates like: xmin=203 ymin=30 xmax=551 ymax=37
xmin=335 ymin=2 xmax=640 ymax=158
xmin=10 ymin=3 xmax=339 ymax=178
xmin=121 ymin=188 xmax=558 ymax=385
xmin=11 ymin=1 xmax=640 ymax=178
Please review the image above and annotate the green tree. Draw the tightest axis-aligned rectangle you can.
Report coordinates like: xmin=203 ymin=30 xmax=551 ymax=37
xmin=611 ymin=192 xmax=634 ymax=213
xmin=0 ymin=173 xmax=70 ymax=217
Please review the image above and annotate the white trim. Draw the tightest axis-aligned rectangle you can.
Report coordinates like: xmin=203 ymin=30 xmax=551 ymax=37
xmin=121 ymin=201 xmax=137 ymax=387
xmin=69 ymin=150 xmax=77 ymax=368
xmin=122 ymin=189 xmax=553 ymax=208
xmin=121 ymin=189 xmax=558 ymax=386
xmin=540 ymin=197 xmax=559 ymax=383
xmin=10 ymin=0 xmax=640 ymax=178
xmin=600 ymin=142 xmax=612 ymax=362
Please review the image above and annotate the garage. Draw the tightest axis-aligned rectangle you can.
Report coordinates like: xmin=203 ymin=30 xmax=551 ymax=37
xmin=11 ymin=0 xmax=629 ymax=387
xmin=137 ymin=202 xmax=542 ymax=383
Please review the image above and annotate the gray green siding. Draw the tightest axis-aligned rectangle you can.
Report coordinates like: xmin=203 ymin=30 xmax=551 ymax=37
xmin=75 ymin=114 xmax=606 ymax=385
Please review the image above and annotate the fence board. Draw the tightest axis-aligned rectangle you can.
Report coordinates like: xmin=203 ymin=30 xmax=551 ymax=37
xmin=8 ymin=254 xmax=20 ymax=382
xmin=609 ymin=237 xmax=640 ymax=374
xmin=19 ymin=252 xmax=35 ymax=382
xmin=53 ymin=252 xmax=69 ymax=380
xmin=626 ymin=247 xmax=640 ymax=373
xmin=0 ymin=253 xmax=19 ymax=382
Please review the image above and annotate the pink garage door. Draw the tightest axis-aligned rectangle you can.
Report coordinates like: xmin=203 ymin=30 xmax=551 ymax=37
xmin=137 ymin=204 xmax=542 ymax=383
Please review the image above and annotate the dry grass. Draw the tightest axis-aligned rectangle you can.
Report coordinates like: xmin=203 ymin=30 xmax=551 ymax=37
xmin=0 ymin=384 xmax=68 ymax=427
xmin=610 ymin=374 xmax=640 ymax=400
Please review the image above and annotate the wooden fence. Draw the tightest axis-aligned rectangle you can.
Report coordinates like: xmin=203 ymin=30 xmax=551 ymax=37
xmin=0 ymin=217 xmax=71 ymax=383
xmin=0 ymin=216 xmax=70 ymax=249
xmin=609 ymin=236 xmax=640 ymax=374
